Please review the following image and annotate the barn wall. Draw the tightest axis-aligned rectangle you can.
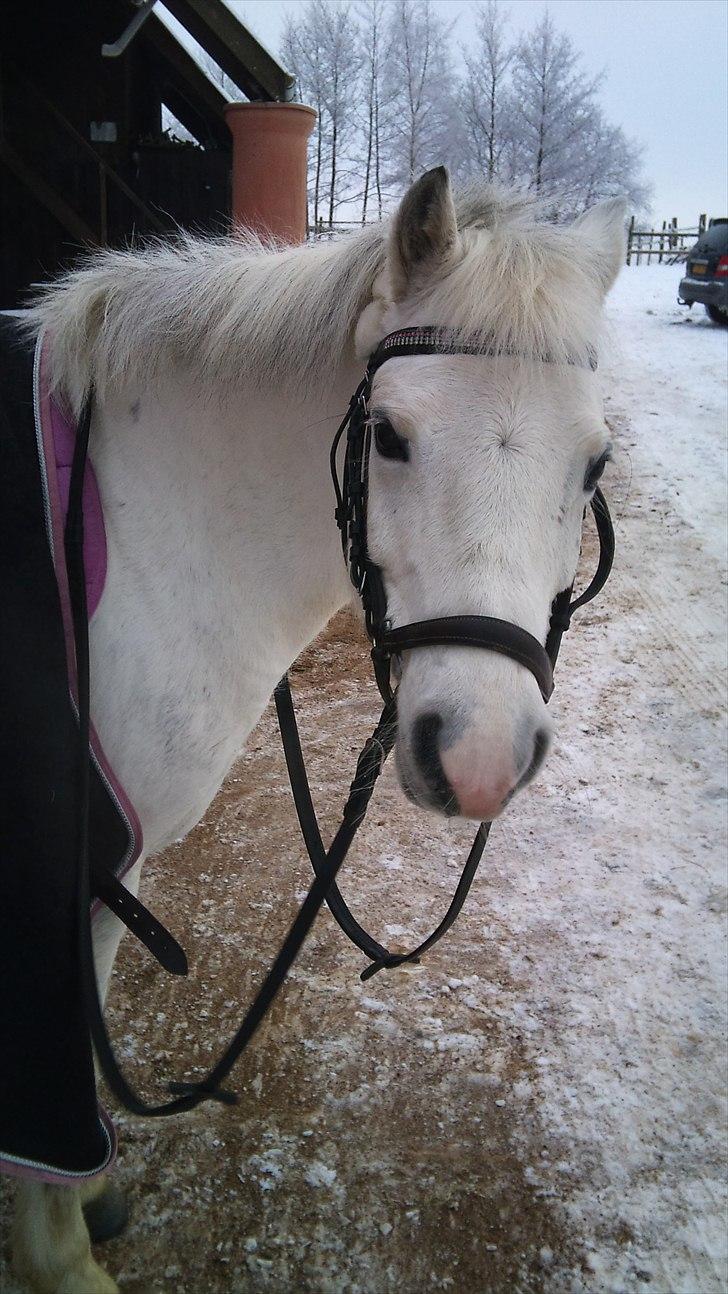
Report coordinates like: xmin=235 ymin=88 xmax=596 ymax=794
xmin=0 ymin=0 xmax=231 ymax=308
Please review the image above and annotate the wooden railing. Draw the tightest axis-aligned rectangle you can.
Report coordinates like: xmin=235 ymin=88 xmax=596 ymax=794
xmin=626 ymin=215 xmax=709 ymax=266
xmin=308 ymin=214 xmax=721 ymax=269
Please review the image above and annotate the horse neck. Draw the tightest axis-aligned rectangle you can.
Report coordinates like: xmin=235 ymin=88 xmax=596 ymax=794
xmin=93 ymin=364 xmax=357 ymax=716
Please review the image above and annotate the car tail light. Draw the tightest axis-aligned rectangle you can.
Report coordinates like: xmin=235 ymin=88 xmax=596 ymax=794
xmin=716 ymin=256 xmax=728 ymax=277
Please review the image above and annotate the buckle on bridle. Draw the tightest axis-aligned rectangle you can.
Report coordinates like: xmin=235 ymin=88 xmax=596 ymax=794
xmin=370 ymin=615 xmax=392 ymax=648
xmin=370 ymin=620 xmax=394 ymax=702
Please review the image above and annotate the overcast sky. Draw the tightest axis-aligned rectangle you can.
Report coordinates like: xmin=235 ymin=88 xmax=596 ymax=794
xmin=220 ymin=0 xmax=727 ymax=225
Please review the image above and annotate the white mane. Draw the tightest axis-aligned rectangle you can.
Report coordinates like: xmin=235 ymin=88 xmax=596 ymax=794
xmin=26 ymin=184 xmax=605 ymax=404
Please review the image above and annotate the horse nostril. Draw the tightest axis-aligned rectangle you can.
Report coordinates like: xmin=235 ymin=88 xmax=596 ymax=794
xmin=518 ymin=726 xmax=550 ymax=788
xmin=412 ymin=712 xmax=458 ymax=815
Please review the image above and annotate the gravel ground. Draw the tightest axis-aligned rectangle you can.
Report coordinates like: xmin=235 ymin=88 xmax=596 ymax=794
xmin=1 ymin=267 xmax=726 ymax=1294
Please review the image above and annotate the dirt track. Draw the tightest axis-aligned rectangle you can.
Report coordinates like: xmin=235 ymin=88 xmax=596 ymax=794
xmin=95 ymin=607 xmax=584 ymax=1294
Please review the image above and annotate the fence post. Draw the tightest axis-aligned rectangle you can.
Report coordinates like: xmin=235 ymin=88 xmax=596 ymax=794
xmin=627 ymin=214 xmax=635 ymax=266
xmin=658 ymin=220 xmax=666 ymax=264
xmin=699 ymin=213 xmax=706 ymax=234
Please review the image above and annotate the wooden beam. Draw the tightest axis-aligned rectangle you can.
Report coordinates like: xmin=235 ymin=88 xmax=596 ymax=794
xmin=141 ymin=13 xmax=231 ymax=148
xmin=160 ymin=0 xmax=294 ymax=102
xmin=9 ymin=66 xmax=168 ymax=234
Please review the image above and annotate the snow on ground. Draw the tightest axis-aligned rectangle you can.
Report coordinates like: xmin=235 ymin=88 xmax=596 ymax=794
xmin=1 ymin=266 xmax=726 ymax=1294
xmin=494 ymin=265 xmax=728 ymax=1292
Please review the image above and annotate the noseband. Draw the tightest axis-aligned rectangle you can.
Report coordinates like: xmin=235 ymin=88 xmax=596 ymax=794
xmin=330 ymin=326 xmax=614 ymax=707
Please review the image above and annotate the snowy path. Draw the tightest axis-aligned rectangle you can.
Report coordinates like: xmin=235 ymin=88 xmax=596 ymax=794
xmin=499 ymin=265 xmax=728 ymax=1292
xmin=1 ymin=267 xmax=725 ymax=1294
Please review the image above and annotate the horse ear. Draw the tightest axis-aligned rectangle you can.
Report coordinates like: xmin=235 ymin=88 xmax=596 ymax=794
xmin=389 ymin=167 xmax=460 ymax=299
xmin=572 ymin=197 xmax=628 ymax=295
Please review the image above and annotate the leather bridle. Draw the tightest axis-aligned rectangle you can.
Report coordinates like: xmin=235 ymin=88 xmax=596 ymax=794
xmin=67 ymin=325 xmax=615 ymax=1117
xmin=274 ymin=326 xmax=614 ymax=978
xmin=330 ymin=327 xmax=611 ymax=707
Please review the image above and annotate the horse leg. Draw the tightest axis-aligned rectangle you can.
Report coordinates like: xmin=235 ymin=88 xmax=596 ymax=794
xmin=12 ymin=862 xmax=143 ymax=1294
xmin=12 ymin=1183 xmax=119 ymax=1294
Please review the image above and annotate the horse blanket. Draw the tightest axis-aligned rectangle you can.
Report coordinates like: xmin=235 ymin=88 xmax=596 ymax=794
xmin=0 ymin=315 xmax=143 ymax=1184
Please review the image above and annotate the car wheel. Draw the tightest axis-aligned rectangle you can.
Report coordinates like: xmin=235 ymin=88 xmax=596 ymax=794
xmin=706 ymin=304 xmax=728 ymax=325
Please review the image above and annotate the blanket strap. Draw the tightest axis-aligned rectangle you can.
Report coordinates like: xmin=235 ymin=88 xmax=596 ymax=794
xmin=91 ymin=868 xmax=188 ymax=976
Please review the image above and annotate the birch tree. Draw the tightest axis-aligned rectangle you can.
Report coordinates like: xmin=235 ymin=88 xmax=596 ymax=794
xmin=461 ymin=0 xmax=513 ymax=180
xmin=282 ymin=9 xmax=329 ymax=226
xmin=357 ymin=0 xmax=387 ymax=222
xmin=280 ymin=1 xmax=649 ymax=221
xmin=382 ymin=0 xmax=460 ymax=188
xmin=282 ymin=0 xmax=360 ymax=227
xmin=320 ymin=1 xmax=360 ymax=224
xmin=572 ymin=112 xmax=651 ymax=214
xmin=509 ymin=12 xmax=603 ymax=195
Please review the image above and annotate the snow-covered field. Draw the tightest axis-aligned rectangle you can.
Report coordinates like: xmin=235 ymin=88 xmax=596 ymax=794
xmin=1 ymin=265 xmax=726 ymax=1294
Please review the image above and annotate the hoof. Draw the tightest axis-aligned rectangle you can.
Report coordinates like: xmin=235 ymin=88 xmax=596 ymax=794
xmin=83 ymin=1182 xmax=130 ymax=1245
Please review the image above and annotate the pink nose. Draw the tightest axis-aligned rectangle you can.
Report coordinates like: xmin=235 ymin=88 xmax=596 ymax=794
xmin=439 ymin=747 xmax=517 ymax=820
xmin=409 ymin=713 xmax=550 ymax=820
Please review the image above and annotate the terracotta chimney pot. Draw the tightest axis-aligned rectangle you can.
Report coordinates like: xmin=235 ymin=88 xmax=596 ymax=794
xmin=224 ymin=102 xmax=316 ymax=246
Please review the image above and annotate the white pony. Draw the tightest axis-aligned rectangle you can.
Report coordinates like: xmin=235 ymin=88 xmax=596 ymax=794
xmin=11 ymin=168 xmax=625 ymax=1293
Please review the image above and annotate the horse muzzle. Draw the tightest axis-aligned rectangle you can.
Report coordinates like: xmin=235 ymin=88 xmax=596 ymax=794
xmin=399 ymin=700 xmax=552 ymax=821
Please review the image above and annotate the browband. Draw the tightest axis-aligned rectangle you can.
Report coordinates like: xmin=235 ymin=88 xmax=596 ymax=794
xmin=368 ymin=326 xmax=599 ymax=376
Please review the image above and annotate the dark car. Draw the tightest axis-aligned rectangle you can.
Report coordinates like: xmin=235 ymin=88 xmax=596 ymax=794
xmin=679 ymin=219 xmax=728 ymax=323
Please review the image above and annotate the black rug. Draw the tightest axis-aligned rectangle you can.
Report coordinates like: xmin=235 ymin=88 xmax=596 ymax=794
xmin=0 ymin=316 xmax=131 ymax=1181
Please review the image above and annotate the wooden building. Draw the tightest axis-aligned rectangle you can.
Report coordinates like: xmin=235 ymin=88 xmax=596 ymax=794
xmin=0 ymin=0 xmax=294 ymax=308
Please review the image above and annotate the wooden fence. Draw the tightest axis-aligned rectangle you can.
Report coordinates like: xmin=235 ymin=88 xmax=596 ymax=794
xmin=626 ymin=215 xmax=708 ymax=265
xmin=309 ymin=214 xmax=717 ymax=268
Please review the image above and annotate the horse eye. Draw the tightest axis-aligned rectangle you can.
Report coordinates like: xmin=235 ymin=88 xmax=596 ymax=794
xmin=373 ymin=417 xmax=409 ymax=462
xmin=584 ymin=450 xmax=610 ymax=492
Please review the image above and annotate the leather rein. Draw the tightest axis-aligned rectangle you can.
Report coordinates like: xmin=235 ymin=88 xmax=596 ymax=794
xmin=66 ymin=326 xmax=614 ymax=1116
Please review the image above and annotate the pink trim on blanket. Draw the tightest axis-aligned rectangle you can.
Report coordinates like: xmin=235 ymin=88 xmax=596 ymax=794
xmin=49 ymin=389 xmax=107 ymax=619
xmin=37 ymin=338 xmax=144 ymax=884
xmin=0 ymin=1108 xmax=117 ymax=1186
xmin=38 ymin=340 xmax=105 ymax=668
xmin=0 ymin=339 xmax=144 ymax=1187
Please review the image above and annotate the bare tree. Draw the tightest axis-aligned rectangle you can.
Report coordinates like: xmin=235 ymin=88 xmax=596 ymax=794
xmin=574 ymin=112 xmax=652 ymax=214
xmin=461 ymin=0 xmax=513 ymax=181
xmin=357 ymin=0 xmax=387 ymax=222
xmin=510 ymin=12 xmax=603 ymax=194
xmin=506 ymin=13 xmax=648 ymax=214
xmin=282 ymin=9 xmax=329 ymax=226
xmin=383 ymin=0 xmax=459 ymax=188
xmin=280 ymin=1 xmax=649 ymax=222
xmin=321 ymin=2 xmax=360 ymax=225
xmin=283 ymin=0 xmax=361 ymax=227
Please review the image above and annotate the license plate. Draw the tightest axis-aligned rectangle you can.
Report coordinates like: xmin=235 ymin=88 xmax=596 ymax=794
xmin=691 ymin=262 xmax=707 ymax=274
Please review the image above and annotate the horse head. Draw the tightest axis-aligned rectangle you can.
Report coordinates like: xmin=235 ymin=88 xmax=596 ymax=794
xmin=353 ymin=167 xmax=625 ymax=821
